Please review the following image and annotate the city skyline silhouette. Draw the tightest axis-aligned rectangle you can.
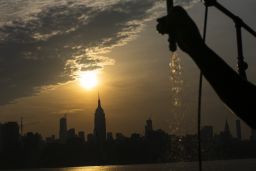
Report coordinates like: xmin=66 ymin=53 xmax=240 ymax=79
xmin=0 ymin=0 xmax=256 ymax=170
xmin=0 ymin=0 xmax=255 ymax=140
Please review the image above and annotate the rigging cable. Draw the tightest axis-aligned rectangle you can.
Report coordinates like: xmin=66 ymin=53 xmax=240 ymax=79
xmin=197 ymin=1 xmax=209 ymax=171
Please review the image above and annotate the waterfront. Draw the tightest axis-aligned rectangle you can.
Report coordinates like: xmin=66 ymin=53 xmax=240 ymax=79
xmin=8 ymin=159 xmax=256 ymax=171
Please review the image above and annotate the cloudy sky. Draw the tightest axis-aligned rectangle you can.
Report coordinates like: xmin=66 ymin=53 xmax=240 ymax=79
xmin=0 ymin=0 xmax=255 ymax=139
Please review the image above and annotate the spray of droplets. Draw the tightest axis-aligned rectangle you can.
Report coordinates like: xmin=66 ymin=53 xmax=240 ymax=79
xmin=169 ymin=52 xmax=184 ymax=134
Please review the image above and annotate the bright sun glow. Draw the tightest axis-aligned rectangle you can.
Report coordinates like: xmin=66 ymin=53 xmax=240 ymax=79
xmin=79 ymin=70 xmax=98 ymax=90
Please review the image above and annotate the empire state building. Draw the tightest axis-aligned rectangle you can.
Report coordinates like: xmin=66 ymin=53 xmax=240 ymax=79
xmin=93 ymin=94 xmax=106 ymax=143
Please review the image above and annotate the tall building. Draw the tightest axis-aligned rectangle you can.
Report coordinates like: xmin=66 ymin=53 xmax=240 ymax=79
xmin=2 ymin=122 xmax=20 ymax=151
xmin=59 ymin=115 xmax=67 ymax=143
xmin=201 ymin=126 xmax=213 ymax=142
xmin=67 ymin=128 xmax=76 ymax=140
xmin=251 ymin=129 xmax=256 ymax=142
xmin=78 ymin=131 xmax=85 ymax=142
xmin=145 ymin=118 xmax=153 ymax=137
xmin=107 ymin=132 xmax=113 ymax=142
xmin=236 ymin=119 xmax=242 ymax=140
xmin=219 ymin=120 xmax=232 ymax=144
xmin=93 ymin=93 xmax=106 ymax=143
xmin=0 ymin=123 xmax=2 ymax=152
xmin=87 ymin=133 xmax=94 ymax=143
xmin=224 ymin=119 xmax=232 ymax=137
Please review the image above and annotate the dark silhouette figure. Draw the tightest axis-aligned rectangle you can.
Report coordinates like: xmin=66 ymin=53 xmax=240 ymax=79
xmin=156 ymin=6 xmax=256 ymax=129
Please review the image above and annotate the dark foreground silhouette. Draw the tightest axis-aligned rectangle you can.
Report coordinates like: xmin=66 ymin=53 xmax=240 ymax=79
xmin=157 ymin=6 xmax=256 ymax=129
xmin=1 ymin=120 xmax=256 ymax=169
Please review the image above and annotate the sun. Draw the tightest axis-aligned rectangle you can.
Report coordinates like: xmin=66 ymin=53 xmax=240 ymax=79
xmin=79 ymin=70 xmax=99 ymax=90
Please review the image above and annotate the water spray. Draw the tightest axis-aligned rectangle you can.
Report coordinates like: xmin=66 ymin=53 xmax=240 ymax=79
xmin=157 ymin=0 xmax=183 ymax=134
xmin=158 ymin=0 xmax=207 ymax=171
xmin=165 ymin=0 xmax=185 ymax=164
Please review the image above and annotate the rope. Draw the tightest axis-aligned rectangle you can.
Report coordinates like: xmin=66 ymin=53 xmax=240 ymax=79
xmin=197 ymin=4 xmax=209 ymax=171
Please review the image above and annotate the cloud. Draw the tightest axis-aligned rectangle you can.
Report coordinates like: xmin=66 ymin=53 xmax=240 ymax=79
xmin=175 ymin=0 xmax=200 ymax=6
xmin=0 ymin=0 xmax=156 ymax=105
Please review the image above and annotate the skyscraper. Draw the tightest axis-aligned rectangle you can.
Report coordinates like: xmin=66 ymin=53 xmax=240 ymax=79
xmin=145 ymin=118 xmax=153 ymax=138
xmin=201 ymin=126 xmax=213 ymax=142
xmin=224 ymin=119 xmax=232 ymax=137
xmin=93 ymin=93 xmax=106 ymax=143
xmin=59 ymin=115 xmax=67 ymax=143
xmin=0 ymin=123 xmax=2 ymax=152
xmin=236 ymin=119 xmax=242 ymax=140
xmin=2 ymin=122 xmax=20 ymax=151
xmin=219 ymin=119 xmax=232 ymax=143
xmin=251 ymin=129 xmax=256 ymax=142
xmin=78 ymin=131 xmax=85 ymax=142
xmin=67 ymin=128 xmax=76 ymax=140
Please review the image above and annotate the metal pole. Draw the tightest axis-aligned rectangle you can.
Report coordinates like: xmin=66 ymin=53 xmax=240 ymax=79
xmin=235 ymin=24 xmax=248 ymax=80
xmin=204 ymin=0 xmax=252 ymax=79
xmin=204 ymin=0 xmax=256 ymax=38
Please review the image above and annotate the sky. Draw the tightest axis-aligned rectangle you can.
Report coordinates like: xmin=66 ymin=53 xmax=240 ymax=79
xmin=0 ymin=0 xmax=255 ymax=139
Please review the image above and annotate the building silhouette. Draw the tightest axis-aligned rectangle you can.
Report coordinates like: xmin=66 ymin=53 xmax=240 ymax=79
xmin=1 ymin=122 xmax=20 ymax=151
xmin=116 ymin=133 xmax=126 ymax=141
xmin=78 ymin=131 xmax=85 ymax=142
xmin=2 ymin=116 xmax=256 ymax=169
xmin=201 ymin=126 xmax=213 ymax=142
xmin=93 ymin=93 xmax=106 ymax=143
xmin=224 ymin=119 xmax=232 ymax=136
xmin=0 ymin=123 xmax=2 ymax=152
xmin=236 ymin=119 xmax=242 ymax=140
xmin=107 ymin=132 xmax=113 ymax=142
xmin=59 ymin=115 xmax=67 ymax=143
xmin=218 ymin=120 xmax=232 ymax=144
xmin=251 ymin=129 xmax=256 ymax=142
xmin=67 ymin=128 xmax=76 ymax=140
xmin=145 ymin=118 xmax=153 ymax=138
xmin=46 ymin=135 xmax=56 ymax=143
xmin=87 ymin=133 xmax=94 ymax=143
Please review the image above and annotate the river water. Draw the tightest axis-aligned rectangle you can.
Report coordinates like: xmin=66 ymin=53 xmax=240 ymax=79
xmin=6 ymin=159 xmax=256 ymax=171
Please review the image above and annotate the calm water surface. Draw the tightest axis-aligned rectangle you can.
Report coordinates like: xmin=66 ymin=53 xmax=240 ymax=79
xmin=7 ymin=159 xmax=256 ymax=171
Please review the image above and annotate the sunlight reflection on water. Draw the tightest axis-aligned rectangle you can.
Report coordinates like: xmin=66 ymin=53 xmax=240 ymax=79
xmin=20 ymin=159 xmax=256 ymax=171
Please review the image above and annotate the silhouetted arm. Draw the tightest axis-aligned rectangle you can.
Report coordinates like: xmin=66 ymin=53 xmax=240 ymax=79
xmin=191 ymin=43 xmax=256 ymax=129
xmin=157 ymin=6 xmax=256 ymax=129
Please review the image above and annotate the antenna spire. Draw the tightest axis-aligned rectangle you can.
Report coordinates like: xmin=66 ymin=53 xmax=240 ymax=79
xmin=98 ymin=91 xmax=101 ymax=107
